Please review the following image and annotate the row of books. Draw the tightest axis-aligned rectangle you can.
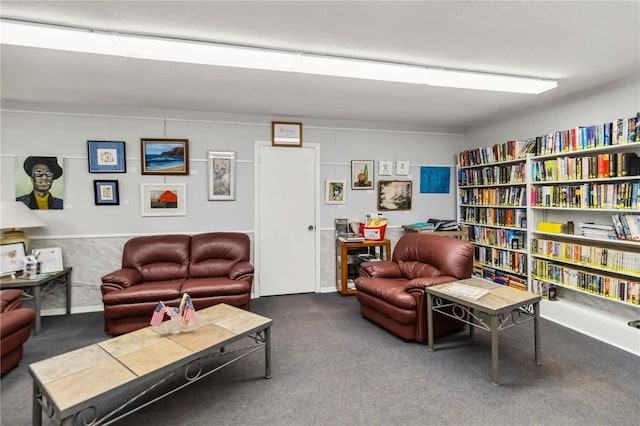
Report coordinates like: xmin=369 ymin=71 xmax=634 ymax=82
xmin=457 ymin=139 xmax=533 ymax=167
xmin=472 ymin=263 xmax=527 ymax=291
xmin=578 ymin=222 xmax=617 ymax=240
xmin=470 ymin=226 xmax=525 ymax=250
xmin=459 ymin=187 xmax=527 ymax=206
xmin=530 ymin=182 xmax=640 ymax=209
xmin=531 ymin=260 xmax=639 ymax=304
xmin=531 ymin=152 xmax=640 ymax=182
xmin=474 ymin=246 xmax=527 ymax=275
xmin=457 ymin=163 xmax=526 ymax=186
xmin=531 ymin=114 xmax=639 ymax=156
xmin=459 ymin=207 xmax=527 ymax=228
xmin=533 ymin=279 xmax=557 ymax=300
xmin=531 ymin=238 xmax=640 ymax=274
xmin=612 ymin=214 xmax=640 ymax=241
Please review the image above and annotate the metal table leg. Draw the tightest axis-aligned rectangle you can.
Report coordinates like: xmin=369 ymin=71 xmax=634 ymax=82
xmin=64 ymin=271 xmax=72 ymax=316
xmin=32 ymin=382 xmax=42 ymax=426
xmin=469 ymin=308 xmax=475 ymax=338
xmin=490 ymin=314 xmax=500 ymax=386
xmin=534 ymin=301 xmax=542 ymax=365
xmin=427 ymin=292 xmax=434 ymax=352
xmin=33 ymin=285 xmax=42 ymax=335
xmin=265 ymin=326 xmax=272 ymax=379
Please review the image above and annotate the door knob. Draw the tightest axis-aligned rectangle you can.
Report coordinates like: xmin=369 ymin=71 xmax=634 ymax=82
xmin=308 ymin=225 xmax=315 ymax=231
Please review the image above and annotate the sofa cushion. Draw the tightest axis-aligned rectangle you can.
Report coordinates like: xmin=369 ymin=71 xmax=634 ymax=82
xmin=123 ymin=234 xmax=190 ymax=281
xmin=181 ymin=277 xmax=251 ymax=297
xmin=189 ymin=232 xmax=251 ymax=278
xmin=398 ymin=260 xmax=440 ymax=280
xmin=354 ymin=277 xmax=416 ymax=310
xmin=102 ymin=280 xmax=183 ymax=305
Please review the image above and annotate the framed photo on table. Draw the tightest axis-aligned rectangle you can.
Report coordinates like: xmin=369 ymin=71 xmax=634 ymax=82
xmin=87 ymin=141 xmax=126 ymax=173
xmin=1 ymin=242 xmax=26 ymax=275
xmin=208 ymin=151 xmax=236 ymax=201
xmin=351 ymin=160 xmax=374 ymax=190
xmin=377 ymin=180 xmax=412 ymax=211
xmin=272 ymin=122 xmax=302 ymax=147
xmin=140 ymin=183 xmax=187 ymax=216
xmin=140 ymin=139 xmax=189 ymax=175
xmin=93 ymin=180 xmax=120 ymax=205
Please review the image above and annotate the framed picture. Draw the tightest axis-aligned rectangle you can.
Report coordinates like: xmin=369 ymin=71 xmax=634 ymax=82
xmin=325 ymin=179 xmax=346 ymax=204
xmin=1 ymin=242 xmax=26 ymax=275
xmin=87 ymin=141 xmax=126 ymax=173
xmin=377 ymin=180 xmax=412 ymax=211
xmin=379 ymin=161 xmax=392 ymax=176
xmin=351 ymin=160 xmax=374 ymax=190
xmin=93 ymin=180 xmax=120 ymax=205
xmin=208 ymin=151 xmax=236 ymax=201
xmin=140 ymin=183 xmax=187 ymax=216
xmin=420 ymin=166 xmax=451 ymax=193
xmin=31 ymin=247 xmax=63 ymax=273
xmin=396 ymin=161 xmax=410 ymax=175
xmin=272 ymin=122 xmax=302 ymax=147
xmin=140 ymin=139 xmax=189 ymax=175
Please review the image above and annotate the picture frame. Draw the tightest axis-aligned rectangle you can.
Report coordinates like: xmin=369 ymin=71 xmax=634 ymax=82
xmin=351 ymin=160 xmax=374 ymax=190
xmin=1 ymin=242 xmax=26 ymax=275
xmin=140 ymin=139 xmax=189 ymax=175
xmin=31 ymin=247 xmax=63 ymax=273
xmin=208 ymin=151 xmax=236 ymax=201
xmin=377 ymin=180 xmax=412 ymax=211
xmin=396 ymin=161 xmax=410 ymax=176
xmin=325 ymin=179 xmax=346 ymax=204
xmin=87 ymin=141 xmax=126 ymax=173
xmin=420 ymin=166 xmax=451 ymax=193
xmin=378 ymin=161 xmax=392 ymax=176
xmin=272 ymin=122 xmax=302 ymax=147
xmin=93 ymin=180 xmax=120 ymax=205
xmin=140 ymin=183 xmax=187 ymax=216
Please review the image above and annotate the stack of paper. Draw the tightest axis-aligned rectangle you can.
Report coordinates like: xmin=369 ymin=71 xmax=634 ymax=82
xmin=441 ymin=283 xmax=490 ymax=300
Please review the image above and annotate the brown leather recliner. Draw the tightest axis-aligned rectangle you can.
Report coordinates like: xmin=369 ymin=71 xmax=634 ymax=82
xmin=1 ymin=289 xmax=35 ymax=375
xmin=101 ymin=232 xmax=254 ymax=335
xmin=354 ymin=233 xmax=473 ymax=342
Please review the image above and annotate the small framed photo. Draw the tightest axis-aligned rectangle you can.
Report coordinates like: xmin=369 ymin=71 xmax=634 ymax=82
xmin=377 ymin=180 xmax=412 ymax=211
xmin=31 ymin=247 xmax=63 ymax=273
xmin=325 ymin=179 xmax=346 ymax=204
xmin=1 ymin=242 xmax=26 ymax=275
xmin=351 ymin=160 xmax=374 ymax=190
xmin=87 ymin=141 xmax=126 ymax=173
xmin=141 ymin=139 xmax=189 ymax=175
xmin=379 ymin=161 xmax=392 ymax=176
xmin=93 ymin=180 xmax=120 ymax=205
xmin=396 ymin=161 xmax=410 ymax=175
xmin=208 ymin=151 xmax=236 ymax=201
xmin=141 ymin=183 xmax=187 ymax=216
xmin=272 ymin=122 xmax=302 ymax=147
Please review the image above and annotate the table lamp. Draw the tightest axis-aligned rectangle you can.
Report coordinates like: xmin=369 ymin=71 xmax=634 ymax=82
xmin=0 ymin=201 xmax=46 ymax=251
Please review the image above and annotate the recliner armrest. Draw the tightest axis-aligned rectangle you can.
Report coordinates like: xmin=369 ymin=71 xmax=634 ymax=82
xmin=405 ymin=275 xmax=457 ymax=292
xmin=0 ymin=308 xmax=35 ymax=338
xmin=101 ymin=268 xmax=142 ymax=289
xmin=228 ymin=261 xmax=254 ymax=280
xmin=0 ymin=289 xmax=23 ymax=313
xmin=359 ymin=261 xmax=403 ymax=278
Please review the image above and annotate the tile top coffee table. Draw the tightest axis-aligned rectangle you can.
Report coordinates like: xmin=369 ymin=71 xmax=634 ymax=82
xmin=30 ymin=303 xmax=272 ymax=426
xmin=425 ymin=277 xmax=541 ymax=386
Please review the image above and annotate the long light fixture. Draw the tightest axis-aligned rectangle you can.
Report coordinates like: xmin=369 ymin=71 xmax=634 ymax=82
xmin=0 ymin=19 xmax=557 ymax=94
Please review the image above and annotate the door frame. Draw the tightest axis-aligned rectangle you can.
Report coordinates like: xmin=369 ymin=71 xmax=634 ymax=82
xmin=253 ymin=140 xmax=321 ymax=298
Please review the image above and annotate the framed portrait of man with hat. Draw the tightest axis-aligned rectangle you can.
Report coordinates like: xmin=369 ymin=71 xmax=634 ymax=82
xmin=15 ymin=156 xmax=65 ymax=210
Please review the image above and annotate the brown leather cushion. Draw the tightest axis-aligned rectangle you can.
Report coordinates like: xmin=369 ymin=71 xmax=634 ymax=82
xmin=181 ymin=277 xmax=251 ymax=297
xmin=102 ymin=280 xmax=183 ymax=305
xmin=189 ymin=232 xmax=250 ymax=278
xmin=123 ymin=234 xmax=190 ymax=281
xmin=354 ymin=277 xmax=416 ymax=310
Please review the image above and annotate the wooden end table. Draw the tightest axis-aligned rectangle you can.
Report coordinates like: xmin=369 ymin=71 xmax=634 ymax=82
xmin=425 ymin=277 xmax=541 ymax=386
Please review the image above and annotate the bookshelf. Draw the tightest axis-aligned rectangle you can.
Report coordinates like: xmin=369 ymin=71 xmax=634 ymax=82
xmin=457 ymin=140 xmax=532 ymax=291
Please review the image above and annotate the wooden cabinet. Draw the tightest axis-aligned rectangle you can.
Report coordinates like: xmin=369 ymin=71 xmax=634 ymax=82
xmin=335 ymin=239 xmax=391 ymax=295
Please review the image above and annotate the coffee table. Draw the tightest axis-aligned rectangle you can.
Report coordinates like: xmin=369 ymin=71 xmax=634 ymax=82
xmin=425 ymin=278 xmax=541 ymax=386
xmin=30 ymin=303 xmax=272 ymax=425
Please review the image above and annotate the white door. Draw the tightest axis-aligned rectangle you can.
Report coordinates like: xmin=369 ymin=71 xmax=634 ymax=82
xmin=255 ymin=142 xmax=319 ymax=296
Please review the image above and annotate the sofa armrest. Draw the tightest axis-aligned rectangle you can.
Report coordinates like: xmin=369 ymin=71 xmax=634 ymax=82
xmin=101 ymin=268 xmax=142 ymax=289
xmin=0 ymin=308 xmax=35 ymax=338
xmin=405 ymin=275 xmax=457 ymax=292
xmin=228 ymin=261 xmax=254 ymax=280
xmin=0 ymin=289 xmax=23 ymax=313
xmin=359 ymin=261 xmax=403 ymax=278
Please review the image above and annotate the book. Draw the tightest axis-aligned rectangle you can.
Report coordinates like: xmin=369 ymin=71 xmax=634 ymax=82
xmin=441 ymin=283 xmax=490 ymax=300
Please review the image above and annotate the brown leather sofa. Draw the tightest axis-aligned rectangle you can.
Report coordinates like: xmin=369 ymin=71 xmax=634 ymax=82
xmin=101 ymin=232 xmax=254 ymax=335
xmin=354 ymin=233 xmax=473 ymax=342
xmin=1 ymin=289 xmax=35 ymax=375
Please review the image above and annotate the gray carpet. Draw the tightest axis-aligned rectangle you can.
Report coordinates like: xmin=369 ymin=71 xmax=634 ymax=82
xmin=1 ymin=293 xmax=639 ymax=426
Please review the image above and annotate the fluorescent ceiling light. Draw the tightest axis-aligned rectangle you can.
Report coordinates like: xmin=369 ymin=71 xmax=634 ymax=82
xmin=0 ymin=19 xmax=557 ymax=94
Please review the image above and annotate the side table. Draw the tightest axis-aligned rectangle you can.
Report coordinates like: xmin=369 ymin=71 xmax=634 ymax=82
xmin=0 ymin=267 xmax=72 ymax=335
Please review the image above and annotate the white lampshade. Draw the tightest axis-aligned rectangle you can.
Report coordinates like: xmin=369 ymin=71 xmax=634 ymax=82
xmin=0 ymin=201 xmax=46 ymax=250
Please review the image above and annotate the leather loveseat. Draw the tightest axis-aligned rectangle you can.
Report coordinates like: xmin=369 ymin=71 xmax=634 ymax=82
xmin=101 ymin=232 xmax=254 ymax=335
xmin=1 ymin=289 xmax=35 ymax=375
xmin=354 ymin=233 xmax=473 ymax=342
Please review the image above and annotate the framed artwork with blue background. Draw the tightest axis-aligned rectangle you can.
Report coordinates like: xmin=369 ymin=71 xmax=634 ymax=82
xmin=87 ymin=141 xmax=126 ymax=173
xmin=420 ymin=166 xmax=451 ymax=193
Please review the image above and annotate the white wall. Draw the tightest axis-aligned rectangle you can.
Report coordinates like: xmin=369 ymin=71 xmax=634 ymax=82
xmin=0 ymin=110 xmax=464 ymax=312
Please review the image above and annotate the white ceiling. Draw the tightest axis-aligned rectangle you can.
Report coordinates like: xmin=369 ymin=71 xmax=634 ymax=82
xmin=1 ymin=1 xmax=639 ymax=133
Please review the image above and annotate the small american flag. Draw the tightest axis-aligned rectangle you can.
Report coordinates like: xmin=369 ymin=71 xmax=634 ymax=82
xmin=150 ymin=302 xmax=167 ymax=326
xmin=182 ymin=296 xmax=198 ymax=325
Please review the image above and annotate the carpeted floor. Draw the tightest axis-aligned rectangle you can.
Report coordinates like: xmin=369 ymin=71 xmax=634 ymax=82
xmin=1 ymin=293 xmax=639 ymax=426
